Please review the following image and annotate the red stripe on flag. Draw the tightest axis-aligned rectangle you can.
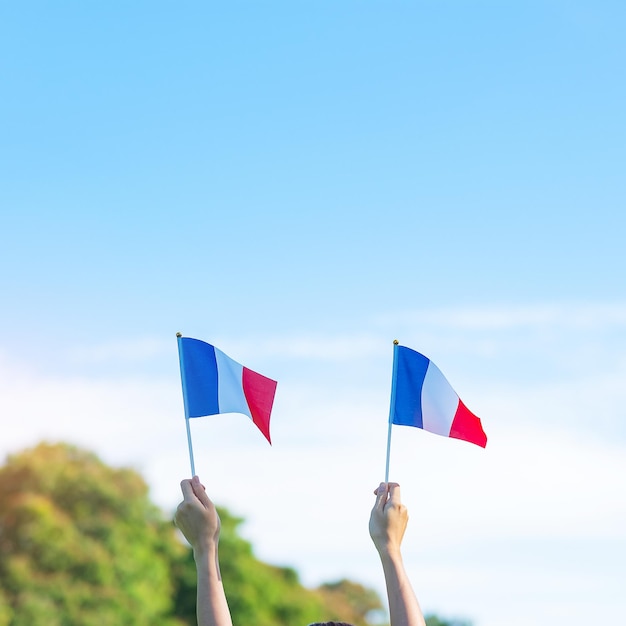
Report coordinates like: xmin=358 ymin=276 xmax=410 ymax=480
xmin=241 ymin=367 xmax=277 ymax=444
xmin=449 ymin=399 xmax=488 ymax=448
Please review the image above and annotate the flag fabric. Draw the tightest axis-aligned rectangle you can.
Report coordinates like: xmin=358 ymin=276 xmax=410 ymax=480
xmin=178 ymin=337 xmax=277 ymax=444
xmin=391 ymin=345 xmax=487 ymax=448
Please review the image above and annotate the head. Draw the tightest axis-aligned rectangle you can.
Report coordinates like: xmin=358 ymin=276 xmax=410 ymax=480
xmin=308 ymin=623 xmax=355 ymax=626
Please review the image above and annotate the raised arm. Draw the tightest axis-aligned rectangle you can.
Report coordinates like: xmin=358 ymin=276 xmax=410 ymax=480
xmin=369 ymin=482 xmax=426 ymax=626
xmin=175 ymin=476 xmax=233 ymax=626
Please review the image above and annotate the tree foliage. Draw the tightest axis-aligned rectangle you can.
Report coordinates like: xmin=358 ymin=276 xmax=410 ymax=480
xmin=0 ymin=443 xmax=184 ymax=626
xmin=0 ymin=442 xmax=470 ymax=626
xmin=0 ymin=443 xmax=381 ymax=626
xmin=316 ymin=579 xmax=384 ymax=625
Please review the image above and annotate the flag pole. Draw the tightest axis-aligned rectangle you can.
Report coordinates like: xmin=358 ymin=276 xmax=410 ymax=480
xmin=176 ymin=332 xmax=196 ymax=477
xmin=385 ymin=340 xmax=400 ymax=482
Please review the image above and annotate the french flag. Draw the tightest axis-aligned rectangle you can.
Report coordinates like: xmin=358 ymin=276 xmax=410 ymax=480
xmin=178 ymin=337 xmax=277 ymax=444
xmin=391 ymin=346 xmax=487 ymax=448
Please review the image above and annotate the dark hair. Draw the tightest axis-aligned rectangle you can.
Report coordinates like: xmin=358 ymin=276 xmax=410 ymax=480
xmin=308 ymin=623 xmax=355 ymax=626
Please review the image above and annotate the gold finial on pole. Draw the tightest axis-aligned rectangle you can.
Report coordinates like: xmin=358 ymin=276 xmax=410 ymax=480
xmin=176 ymin=332 xmax=182 ymax=338
xmin=393 ymin=339 xmax=399 ymax=345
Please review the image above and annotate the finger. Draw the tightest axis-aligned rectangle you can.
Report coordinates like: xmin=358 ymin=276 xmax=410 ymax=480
xmin=374 ymin=482 xmax=388 ymax=509
xmin=387 ymin=482 xmax=402 ymax=505
xmin=180 ymin=478 xmax=196 ymax=499
xmin=191 ymin=476 xmax=213 ymax=507
xmin=192 ymin=475 xmax=207 ymax=490
xmin=375 ymin=481 xmax=400 ymax=494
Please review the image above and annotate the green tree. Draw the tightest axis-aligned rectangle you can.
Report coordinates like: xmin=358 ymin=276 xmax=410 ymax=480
xmin=316 ymin=579 xmax=383 ymax=626
xmin=0 ymin=443 xmax=381 ymax=626
xmin=0 ymin=442 xmax=185 ymax=626
xmin=0 ymin=442 xmax=470 ymax=626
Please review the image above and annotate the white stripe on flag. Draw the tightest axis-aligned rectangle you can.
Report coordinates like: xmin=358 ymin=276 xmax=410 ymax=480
xmin=215 ymin=348 xmax=251 ymax=418
xmin=421 ymin=361 xmax=459 ymax=436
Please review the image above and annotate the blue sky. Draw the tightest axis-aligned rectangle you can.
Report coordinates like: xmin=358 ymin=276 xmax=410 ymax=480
xmin=1 ymin=2 xmax=625 ymax=625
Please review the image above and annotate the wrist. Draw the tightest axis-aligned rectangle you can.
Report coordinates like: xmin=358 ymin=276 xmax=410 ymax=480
xmin=193 ymin=537 xmax=218 ymax=561
xmin=376 ymin=543 xmax=403 ymax=562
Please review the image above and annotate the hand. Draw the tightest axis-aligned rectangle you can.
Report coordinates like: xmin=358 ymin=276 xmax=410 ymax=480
xmin=176 ymin=477 xmax=232 ymax=626
xmin=175 ymin=476 xmax=220 ymax=554
xmin=369 ymin=482 xmax=409 ymax=557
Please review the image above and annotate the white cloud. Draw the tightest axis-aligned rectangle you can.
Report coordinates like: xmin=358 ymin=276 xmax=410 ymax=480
xmin=379 ymin=302 xmax=626 ymax=332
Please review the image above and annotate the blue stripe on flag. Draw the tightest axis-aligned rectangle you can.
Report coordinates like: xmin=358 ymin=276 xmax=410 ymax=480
xmin=392 ymin=346 xmax=430 ymax=428
xmin=181 ymin=338 xmax=220 ymax=418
